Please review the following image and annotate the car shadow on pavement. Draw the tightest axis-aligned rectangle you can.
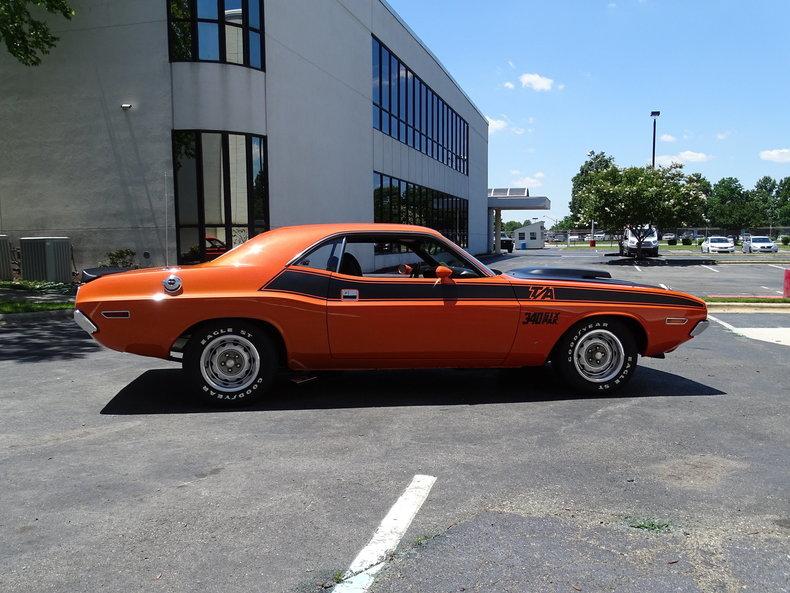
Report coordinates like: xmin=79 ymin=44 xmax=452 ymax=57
xmin=101 ymin=365 xmax=725 ymax=415
xmin=0 ymin=319 xmax=101 ymax=363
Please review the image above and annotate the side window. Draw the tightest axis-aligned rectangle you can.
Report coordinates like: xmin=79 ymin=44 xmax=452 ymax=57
xmin=293 ymin=240 xmax=343 ymax=272
xmin=518 ymin=232 xmax=525 ymax=240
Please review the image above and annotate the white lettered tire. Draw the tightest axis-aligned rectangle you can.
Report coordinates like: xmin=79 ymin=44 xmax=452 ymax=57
xmin=552 ymin=318 xmax=638 ymax=394
xmin=184 ymin=321 xmax=278 ymax=407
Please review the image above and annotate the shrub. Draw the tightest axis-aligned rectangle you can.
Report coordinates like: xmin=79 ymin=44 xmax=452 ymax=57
xmin=681 ymin=236 xmax=692 ymax=246
xmin=104 ymin=248 xmax=137 ymax=268
xmin=667 ymin=238 xmax=678 ymax=246
xmin=782 ymin=236 xmax=790 ymax=246
xmin=697 ymin=238 xmax=705 ymax=246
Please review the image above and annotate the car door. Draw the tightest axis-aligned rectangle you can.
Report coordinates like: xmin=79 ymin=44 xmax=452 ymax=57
xmin=325 ymin=234 xmax=521 ymax=362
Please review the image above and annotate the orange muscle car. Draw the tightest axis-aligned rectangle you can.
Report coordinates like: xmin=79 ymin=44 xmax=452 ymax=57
xmin=74 ymin=224 xmax=709 ymax=406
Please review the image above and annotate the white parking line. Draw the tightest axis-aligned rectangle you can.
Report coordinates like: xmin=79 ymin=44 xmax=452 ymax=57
xmin=633 ymin=265 xmax=642 ymax=272
xmin=761 ymin=286 xmax=772 ymax=290
xmin=701 ymin=264 xmax=720 ymax=273
xmin=333 ymin=474 xmax=436 ymax=592
xmin=708 ymin=316 xmax=790 ymax=347
xmin=768 ymin=264 xmax=787 ymax=270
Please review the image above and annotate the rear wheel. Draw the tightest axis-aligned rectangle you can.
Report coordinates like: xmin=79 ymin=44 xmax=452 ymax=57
xmin=184 ymin=321 xmax=278 ymax=407
xmin=552 ymin=318 xmax=638 ymax=393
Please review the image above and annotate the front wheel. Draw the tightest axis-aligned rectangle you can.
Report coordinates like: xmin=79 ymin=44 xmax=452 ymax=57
xmin=552 ymin=318 xmax=638 ymax=393
xmin=184 ymin=321 xmax=279 ymax=406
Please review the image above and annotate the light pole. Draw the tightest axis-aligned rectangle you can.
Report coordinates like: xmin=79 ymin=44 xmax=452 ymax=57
xmin=651 ymin=110 xmax=661 ymax=168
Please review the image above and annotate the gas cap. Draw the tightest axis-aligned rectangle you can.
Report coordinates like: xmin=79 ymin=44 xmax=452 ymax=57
xmin=163 ymin=274 xmax=182 ymax=293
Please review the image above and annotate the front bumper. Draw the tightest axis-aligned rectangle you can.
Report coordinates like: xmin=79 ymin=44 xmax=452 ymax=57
xmin=74 ymin=310 xmax=97 ymax=335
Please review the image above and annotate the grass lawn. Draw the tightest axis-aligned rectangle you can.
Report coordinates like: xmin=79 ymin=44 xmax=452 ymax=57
xmin=0 ymin=279 xmax=73 ymax=292
xmin=0 ymin=301 xmax=74 ymax=314
xmin=703 ymin=296 xmax=790 ymax=303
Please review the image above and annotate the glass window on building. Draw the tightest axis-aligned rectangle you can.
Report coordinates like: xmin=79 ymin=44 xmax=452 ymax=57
xmin=173 ymin=130 xmax=269 ymax=263
xmin=371 ymin=36 xmax=468 ymax=175
xmin=372 ymin=171 xmax=468 ymax=249
xmin=168 ymin=0 xmax=265 ymax=70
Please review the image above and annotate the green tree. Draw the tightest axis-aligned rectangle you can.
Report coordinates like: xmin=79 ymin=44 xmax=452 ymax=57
xmin=751 ymin=176 xmax=779 ymax=231
xmin=0 ymin=0 xmax=75 ymax=66
xmin=569 ymin=151 xmax=615 ymax=220
xmin=775 ymin=177 xmax=790 ymax=226
xmin=707 ymin=177 xmax=760 ymax=236
xmin=551 ymin=215 xmax=576 ymax=231
xmin=575 ymin=163 xmax=707 ymax=259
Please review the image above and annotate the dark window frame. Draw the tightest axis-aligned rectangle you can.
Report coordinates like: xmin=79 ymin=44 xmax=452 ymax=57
xmin=172 ymin=129 xmax=269 ymax=264
xmin=371 ymin=35 xmax=469 ymax=176
xmin=373 ymin=171 xmax=469 ymax=249
xmin=167 ymin=0 xmax=265 ymax=71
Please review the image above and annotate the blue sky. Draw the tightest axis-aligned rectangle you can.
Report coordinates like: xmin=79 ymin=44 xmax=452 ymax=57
xmin=387 ymin=0 xmax=790 ymax=224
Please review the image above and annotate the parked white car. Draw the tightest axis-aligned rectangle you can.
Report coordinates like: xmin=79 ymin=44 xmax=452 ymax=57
xmin=662 ymin=233 xmax=676 ymax=241
xmin=701 ymin=236 xmax=735 ymax=253
xmin=568 ymin=234 xmax=580 ymax=242
xmin=620 ymin=226 xmax=659 ymax=257
xmin=742 ymin=236 xmax=779 ymax=253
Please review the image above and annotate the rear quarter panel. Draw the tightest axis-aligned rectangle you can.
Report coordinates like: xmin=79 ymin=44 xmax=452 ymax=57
xmin=504 ymin=280 xmax=707 ymax=366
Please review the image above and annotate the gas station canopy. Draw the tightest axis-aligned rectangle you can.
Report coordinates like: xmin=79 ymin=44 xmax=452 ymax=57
xmin=487 ymin=188 xmax=551 ymax=253
xmin=487 ymin=187 xmax=551 ymax=211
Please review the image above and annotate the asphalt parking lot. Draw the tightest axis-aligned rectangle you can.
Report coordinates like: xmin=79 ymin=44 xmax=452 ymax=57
xmin=2 ymin=258 xmax=789 ymax=593
xmin=491 ymin=248 xmax=789 ymax=298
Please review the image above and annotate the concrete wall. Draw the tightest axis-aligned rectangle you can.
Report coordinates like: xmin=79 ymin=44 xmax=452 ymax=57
xmin=0 ymin=0 xmax=487 ymax=272
xmin=0 ymin=0 xmax=175 ymax=271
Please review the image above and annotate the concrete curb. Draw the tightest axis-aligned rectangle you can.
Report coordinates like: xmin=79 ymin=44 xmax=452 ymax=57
xmin=0 ymin=308 xmax=74 ymax=324
xmin=706 ymin=303 xmax=790 ymax=313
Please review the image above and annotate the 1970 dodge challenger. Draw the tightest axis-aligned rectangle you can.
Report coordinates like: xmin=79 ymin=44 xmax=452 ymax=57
xmin=74 ymin=223 xmax=709 ymax=405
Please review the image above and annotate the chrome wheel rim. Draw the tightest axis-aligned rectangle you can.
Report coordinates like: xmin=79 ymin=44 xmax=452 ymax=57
xmin=200 ymin=335 xmax=260 ymax=392
xmin=573 ymin=329 xmax=625 ymax=383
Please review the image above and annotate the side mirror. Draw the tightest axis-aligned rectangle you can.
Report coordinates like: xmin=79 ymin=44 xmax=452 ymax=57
xmin=397 ymin=263 xmax=413 ymax=276
xmin=435 ymin=265 xmax=453 ymax=283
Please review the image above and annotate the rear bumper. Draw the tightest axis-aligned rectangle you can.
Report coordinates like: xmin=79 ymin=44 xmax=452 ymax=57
xmin=690 ymin=319 xmax=709 ymax=337
xmin=73 ymin=310 xmax=97 ymax=335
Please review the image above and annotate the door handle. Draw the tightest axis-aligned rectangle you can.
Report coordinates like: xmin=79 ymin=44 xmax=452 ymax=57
xmin=340 ymin=288 xmax=359 ymax=301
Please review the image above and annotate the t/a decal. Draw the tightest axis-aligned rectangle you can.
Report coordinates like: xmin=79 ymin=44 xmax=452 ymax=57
xmin=526 ymin=286 xmax=556 ymax=300
xmin=523 ymin=311 xmax=560 ymax=325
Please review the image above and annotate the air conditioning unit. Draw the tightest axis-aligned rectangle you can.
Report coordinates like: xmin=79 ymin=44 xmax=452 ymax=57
xmin=0 ymin=235 xmax=11 ymax=280
xmin=20 ymin=237 xmax=72 ymax=283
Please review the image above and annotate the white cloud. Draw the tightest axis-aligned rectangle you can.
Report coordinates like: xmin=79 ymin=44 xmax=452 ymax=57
xmin=716 ymin=131 xmax=731 ymax=141
xmin=527 ymin=116 xmax=535 ymax=124
xmin=655 ymin=150 xmax=712 ymax=166
xmin=557 ymin=83 xmax=566 ymax=91
xmin=519 ymin=72 xmax=554 ymax=92
xmin=659 ymin=133 xmax=676 ymax=143
xmin=502 ymin=81 xmax=515 ymax=90
xmin=759 ymin=148 xmax=790 ymax=163
xmin=507 ymin=59 xmax=516 ymax=69
xmin=486 ymin=116 xmax=508 ymax=133
xmin=608 ymin=2 xmax=617 ymax=8
xmin=512 ymin=127 xmax=526 ymax=135
xmin=512 ymin=172 xmax=545 ymax=189
xmin=509 ymin=169 xmax=522 ymax=176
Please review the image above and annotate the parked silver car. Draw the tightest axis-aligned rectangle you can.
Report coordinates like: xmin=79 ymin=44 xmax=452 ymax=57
xmin=742 ymin=236 xmax=779 ymax=253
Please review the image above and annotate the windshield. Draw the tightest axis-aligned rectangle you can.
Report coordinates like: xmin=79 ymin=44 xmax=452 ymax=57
xmin=710 ymin=238 xmax=729 ymax=243
xmin=752 ymin=237 xmax=770 ymax=243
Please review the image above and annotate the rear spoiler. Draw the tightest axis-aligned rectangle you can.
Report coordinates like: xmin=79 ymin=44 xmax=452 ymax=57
xmin=80 ymin=267 xmax=128 ymax=283
xmin=507 ymin=268 xmax=612 ymax=281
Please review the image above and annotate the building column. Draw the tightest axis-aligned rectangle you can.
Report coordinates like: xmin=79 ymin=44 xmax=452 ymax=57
xmin=494 ymin=208 xmax=502 ymax=253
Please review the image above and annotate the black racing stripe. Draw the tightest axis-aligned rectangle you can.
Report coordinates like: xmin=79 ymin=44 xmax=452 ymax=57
xmin=513 ymin=285 xmax=703 ymax=308
xmin=329 ymin=277 xmax=516 ymax=300
xmin=263 ymin=269 xmax=330 ymax=299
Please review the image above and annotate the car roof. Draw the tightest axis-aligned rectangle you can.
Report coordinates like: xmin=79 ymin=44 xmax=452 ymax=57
xmin=203 ymin=223 xmax=445 ymax=269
